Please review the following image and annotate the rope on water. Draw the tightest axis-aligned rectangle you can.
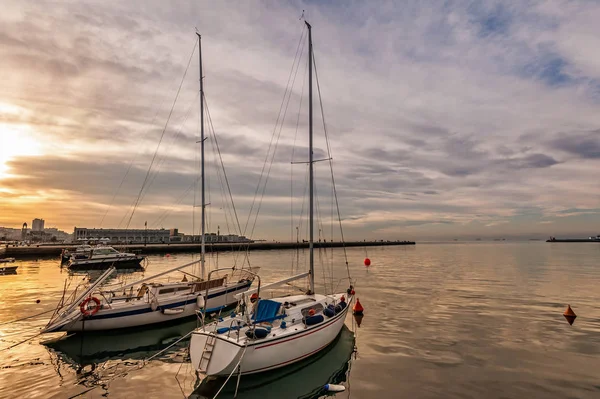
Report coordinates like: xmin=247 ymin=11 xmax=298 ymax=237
xmin=0 ymin=308 xmax=56 ymax=326
xmin=0 ymin=332 xmax=43 ymax=351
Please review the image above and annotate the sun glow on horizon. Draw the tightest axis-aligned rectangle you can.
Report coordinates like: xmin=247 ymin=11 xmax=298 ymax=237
xmin=0 ymin=103 xmax=44 ymax=179
xmin=0 ymin=126 xmax=43 ymax=179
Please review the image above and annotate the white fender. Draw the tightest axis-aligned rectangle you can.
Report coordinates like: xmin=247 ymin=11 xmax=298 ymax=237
xmin=324 ymin=384 xmax=345 ymax=392
xmin=196 ymin=295 xmax=205 ymax=308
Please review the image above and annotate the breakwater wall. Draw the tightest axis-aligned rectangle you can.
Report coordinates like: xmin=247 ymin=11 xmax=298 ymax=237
xmin=546 ymin=239 xmax=600 ymax=243
xmin=2 ymin=240 xmax=415 ymax=259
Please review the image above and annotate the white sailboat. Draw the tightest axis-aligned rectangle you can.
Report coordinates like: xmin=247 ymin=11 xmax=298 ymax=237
xmin=42 ymin=34 xmax=255 ymax=333
xmin=189 ymin=21 xmax=355 ymax=378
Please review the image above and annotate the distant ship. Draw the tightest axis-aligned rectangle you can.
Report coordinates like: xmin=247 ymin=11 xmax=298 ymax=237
xmin=546 ymin=235 xmax=600 ymax=243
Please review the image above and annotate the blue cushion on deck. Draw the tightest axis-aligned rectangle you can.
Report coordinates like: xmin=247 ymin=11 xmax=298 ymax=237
xmin=252 ymin=299 xmax=282 ymax=323
xmin=304 ymin=314 xmax=324 ymax=326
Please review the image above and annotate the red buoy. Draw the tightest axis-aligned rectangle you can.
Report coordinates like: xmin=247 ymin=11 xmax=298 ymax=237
xmin=353 ymin=298 xmax=364 ymax=315
xmin=364 ymin=258 xmax=371 ymax=266
xmin=563 ymin=304 xmax=577 ymax=325
xmin=166 ymin=254 xmax=171 ymax=257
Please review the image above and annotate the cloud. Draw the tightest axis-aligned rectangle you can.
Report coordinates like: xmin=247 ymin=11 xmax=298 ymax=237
xmin=549 ymin=130 xmax=600 ymax=159
xmin=1 ymin=0 xmax=600 ymax=240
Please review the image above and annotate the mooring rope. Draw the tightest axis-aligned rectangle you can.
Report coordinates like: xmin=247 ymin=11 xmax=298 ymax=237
xmin=0 ymin=308 xmax=56 ymax=326
xmin=0 ymin=332 xmax=43 ymax=352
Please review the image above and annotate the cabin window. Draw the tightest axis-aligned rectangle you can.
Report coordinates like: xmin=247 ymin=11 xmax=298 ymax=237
xmin=158 ymin=286 xmax=191 ymax=295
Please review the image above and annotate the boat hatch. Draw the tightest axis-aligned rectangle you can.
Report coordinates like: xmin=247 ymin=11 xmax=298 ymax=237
xmin=300 ymin=303 xmax=324 ymax=317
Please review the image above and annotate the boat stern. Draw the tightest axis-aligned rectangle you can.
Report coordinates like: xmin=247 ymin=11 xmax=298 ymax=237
xmin=190 ymin=330 xmax=243 ymax=377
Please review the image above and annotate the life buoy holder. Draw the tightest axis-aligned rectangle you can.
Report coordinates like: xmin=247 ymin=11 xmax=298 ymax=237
xmin=80 ymin=297 xmax=101 ymax=316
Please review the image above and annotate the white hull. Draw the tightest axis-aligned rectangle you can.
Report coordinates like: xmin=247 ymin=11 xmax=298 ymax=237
xmin=45 ymin=280 xmax=252 ymax=332
xmin=190 ymin=293 xmax=352 ymax=376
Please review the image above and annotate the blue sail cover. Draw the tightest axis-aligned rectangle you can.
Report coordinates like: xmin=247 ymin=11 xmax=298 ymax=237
xmin=252 ymin=299 xmax=282 ymax=323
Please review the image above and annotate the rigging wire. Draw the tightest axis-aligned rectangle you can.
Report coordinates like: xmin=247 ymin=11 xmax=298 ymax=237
xmin=117 ymin=91 xmax=199 ymax=229
xmin=136 ymin=92 xmax=200 ymax=208
xmin=243 ymin=26 xmax=306 ymax=239
xmin=204 ymin=96 xmax=249 ymax=269
xmin=125 ymin=38 xmax=198 ymax=230
xmin=312 ymin=48 xmax=352 ymax=283
xmin=290 ymin=49 xmax=308 ymax=268
xmin=98 ymin=75 xmax=177 ymax=227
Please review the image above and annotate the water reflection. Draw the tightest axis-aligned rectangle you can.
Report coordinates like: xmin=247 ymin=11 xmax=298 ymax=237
xmin=3 ymin=244 xmax=600 ymax=399
xmin=42 ymin=318 xmax=198 ymax=366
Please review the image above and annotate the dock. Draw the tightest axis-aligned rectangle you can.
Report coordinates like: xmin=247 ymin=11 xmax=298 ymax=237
xmin=2 ymin=240 xmax=415 ymax=259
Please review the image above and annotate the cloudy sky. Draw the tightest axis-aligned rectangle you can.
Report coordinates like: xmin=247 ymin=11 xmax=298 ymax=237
xmin=1 ymin=0 xmax=599 ymax=241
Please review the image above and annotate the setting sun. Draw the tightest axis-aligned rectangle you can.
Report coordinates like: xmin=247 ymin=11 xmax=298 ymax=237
xmin=0 ymin=113 xmax=43 ymax=178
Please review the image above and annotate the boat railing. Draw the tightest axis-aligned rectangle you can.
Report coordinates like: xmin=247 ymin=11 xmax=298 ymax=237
xmin=224 ymin=318 xmax=246 ymax=342
xmin=202 ymin=267 xmax=261 ymax=332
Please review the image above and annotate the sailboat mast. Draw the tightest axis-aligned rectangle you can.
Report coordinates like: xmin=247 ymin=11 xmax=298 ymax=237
xmin=197 ymin=32 xmax=206 ymax=279
xmin=306 ymin=21 xmax=315 ymax=295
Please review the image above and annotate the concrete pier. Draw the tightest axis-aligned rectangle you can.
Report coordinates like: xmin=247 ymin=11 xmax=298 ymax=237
xmin=2 ymin=240 xmax=415 ymax=259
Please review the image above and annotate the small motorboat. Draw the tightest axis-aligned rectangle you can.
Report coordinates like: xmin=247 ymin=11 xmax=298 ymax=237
xmin=0 ymin=257 xmax=16 ymax=263
xmin=61 ymin=245 xmax=93 ymax=263
xmin=66 ymin=246 xmax=146 ymax=270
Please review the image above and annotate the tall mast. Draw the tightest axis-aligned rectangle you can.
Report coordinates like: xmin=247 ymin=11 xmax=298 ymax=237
xmin=197 ymin=32 xmax=206 ymax=279
xmin=306 ymin=21 xmax=315 ymax=295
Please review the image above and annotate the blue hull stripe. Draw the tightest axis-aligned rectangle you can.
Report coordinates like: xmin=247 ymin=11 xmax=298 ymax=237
xmin=86 ymin=281 xmax=252 ymax=321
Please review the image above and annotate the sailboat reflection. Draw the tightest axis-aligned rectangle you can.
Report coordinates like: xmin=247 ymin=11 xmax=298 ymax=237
xmin=189 ymin=325 xmax=356 ymax=399
xmin=42 ymin=318 xmax=198 ymax=366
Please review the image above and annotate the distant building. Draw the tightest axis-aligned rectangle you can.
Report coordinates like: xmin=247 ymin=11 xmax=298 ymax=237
xmin=0 ymin=227 xmax=22 ymax=241
xmin=44 ymin=228 xmax=71 ymax=242
xmin=182 ymin=232 xmax=252 ymax=243
xmin=73 ymin=227 xmax=171 ymax=244
xmin=32 ymin=218 xmax=45 ymax=232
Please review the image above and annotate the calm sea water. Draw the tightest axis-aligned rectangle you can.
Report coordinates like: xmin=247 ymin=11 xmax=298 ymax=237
xmin=1 ymin=242 xmax=599 ymax=398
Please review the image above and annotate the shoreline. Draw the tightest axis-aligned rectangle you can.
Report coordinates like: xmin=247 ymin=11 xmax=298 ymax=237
xmin=0 ymin=240 xmax=415 ymax=259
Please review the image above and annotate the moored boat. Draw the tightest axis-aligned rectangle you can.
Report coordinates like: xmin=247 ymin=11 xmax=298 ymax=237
xmin=42 ymin=265 xmax=254 ymax=333
xmin=66 ymin=246 xmax=145 ymax=270
xmin=43 ymin=34 xmax=255 ymax=333
xmin=189 ymin=21 xmax=355 ymax=380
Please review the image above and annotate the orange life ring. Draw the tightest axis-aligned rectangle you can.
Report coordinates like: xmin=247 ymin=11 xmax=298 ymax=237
xmin=80 ymin=296 xmax=101 ymax=316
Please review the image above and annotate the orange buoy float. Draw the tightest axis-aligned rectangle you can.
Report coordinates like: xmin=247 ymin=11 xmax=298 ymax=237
xmin=364 ymin=258 xmax=371 ymax=267
xmin=353 ymin=298 xmax=364 ymax=315
xmin=563 ymin=304 xmax=577 ymax=325
xmin=250 ymin=293 xmax=259 ymax=303
xmin=308 ymin=308 xmax=316 ymax=316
